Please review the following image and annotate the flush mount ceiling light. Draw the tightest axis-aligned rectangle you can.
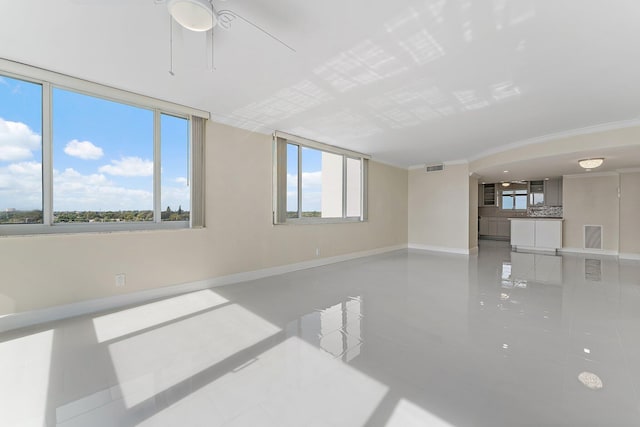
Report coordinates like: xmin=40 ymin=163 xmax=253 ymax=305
xmin=167 ymin=0 xmax=216 ymax=32
xmin=501 ymin=182 xmax=511 ymax=187
xmin=578 ymin=158 xmax=604 ymax=170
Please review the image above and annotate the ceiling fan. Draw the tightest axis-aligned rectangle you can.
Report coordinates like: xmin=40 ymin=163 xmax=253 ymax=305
xmin=155 ymin=0 xmax=296 ymax=74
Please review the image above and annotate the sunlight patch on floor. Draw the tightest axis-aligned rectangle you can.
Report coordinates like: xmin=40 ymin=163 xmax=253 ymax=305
xmin=107 ymin=303 xmax=280 ymax=408
xmin=93 ymin=290 xmax=229 ymax=343
xmin=138 ymin=336 xmax=388 ymax=427
xmin=386 ymin=398 xmax=455 ymax=427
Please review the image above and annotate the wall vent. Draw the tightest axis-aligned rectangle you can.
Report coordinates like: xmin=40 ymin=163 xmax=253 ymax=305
xmin=584 ymin=225 xmax=602 ymax=250
xmin=425 ymin=164 xmax=444 ymax=173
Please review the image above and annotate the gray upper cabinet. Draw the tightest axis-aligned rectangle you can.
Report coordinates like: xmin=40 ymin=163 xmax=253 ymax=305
xmin=480 ymin=184 xmax=496 ymax=206
xmin=544 ymin=178 xmax=563 ymax=206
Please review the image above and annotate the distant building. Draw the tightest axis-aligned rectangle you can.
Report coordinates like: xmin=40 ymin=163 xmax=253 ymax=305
xmin=5 ymin=208 xmax=16 ymax=212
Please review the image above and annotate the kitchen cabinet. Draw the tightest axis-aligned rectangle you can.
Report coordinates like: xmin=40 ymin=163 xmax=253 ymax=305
xmin=544 ymin=178 xmax=563 ymax=206
xmin=510 ymin=218 xmax=563 ymax=251
xmin=479 ymin=217 xmax=510 ymax=238
xmin=480 ymin=184 xmax=496 ymax=206
xmin=479 ymin=217 xmax=489 ymax=235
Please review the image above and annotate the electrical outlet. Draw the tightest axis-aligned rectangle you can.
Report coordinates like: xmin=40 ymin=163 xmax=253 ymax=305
xmin=315 ymin=248 xmax=320 ymax=256
xmin=115 ymin=273 xmax=126 ymax=287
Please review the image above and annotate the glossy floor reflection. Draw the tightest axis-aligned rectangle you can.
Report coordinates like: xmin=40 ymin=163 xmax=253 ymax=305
xmin=2 ymin=241 xmax=640 ymax=426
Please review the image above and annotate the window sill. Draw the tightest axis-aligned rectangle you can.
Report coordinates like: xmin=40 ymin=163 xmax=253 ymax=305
xmin=0 ymin=221 xmax=191 ymax=237
xmin=277 ymin=217 xmax=365 ymax=225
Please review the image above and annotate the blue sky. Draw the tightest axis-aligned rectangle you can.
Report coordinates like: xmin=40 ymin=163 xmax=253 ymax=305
xmin=0 ymin=75 xmax=189 ymax=212
xmin=287 ymin=144 xmax=322 ymax=212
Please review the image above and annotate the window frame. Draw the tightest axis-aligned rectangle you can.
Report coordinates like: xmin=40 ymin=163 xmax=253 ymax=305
xmin=273 ymin=131 xmax=369 ymax=225
xmin=500 ymin=187 xmax=528 ymax=211
xmin=0 ymin=58 xmax=209 ymax=236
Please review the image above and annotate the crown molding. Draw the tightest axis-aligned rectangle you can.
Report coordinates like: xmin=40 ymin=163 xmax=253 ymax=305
xmin=468 ymin=118 xmax=640 ymax=163
xmin=617 ymin=168 xmax=640 ymax=174
xmin=563 ymin=171 xmax=620 ymax=179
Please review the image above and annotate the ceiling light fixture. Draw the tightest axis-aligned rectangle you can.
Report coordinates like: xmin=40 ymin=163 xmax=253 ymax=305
xmin=167 ymin=0 xmax=216 ymax=32
xmin=501 ymin=182 xmax=511 ymax=187
xmin=578 ymin=158 xmax=604 ymax=170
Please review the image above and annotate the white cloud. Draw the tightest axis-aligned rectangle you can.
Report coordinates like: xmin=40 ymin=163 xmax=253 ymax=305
xmin=302 ymin=171 xmax=321 ymax=189
xmin=0 ymin=117 xmax=41 ymax=162
xmin=0 ymin=162 xmax=156 ymax=211
xmin=286 ymin=172 xmax=322 ymax=211
xmin=99 ymin=156 xmax=153 ymax=177
xmin=175 ymin=177 xmax=188 ymax=185
xmin=64 ymin=139 xmax=104 ymax=160
xmin=287 ymin=171 xmax=322 ymax=189
xmin=53 ymin=167 xmax=153 ymax=211
xmin=162 ymin=185 xmax=190 ymax=211
xmin=0 ymin=161 xmax=42 ymax=210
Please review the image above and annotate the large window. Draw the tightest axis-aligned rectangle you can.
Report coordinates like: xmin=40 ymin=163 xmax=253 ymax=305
xmin=501 ymin=188 xmax=527 ymax=210
xmin=274 ymin=132 xmax=367 ymax=223
xmin=0 ymin=59 xmax=207 ymax=234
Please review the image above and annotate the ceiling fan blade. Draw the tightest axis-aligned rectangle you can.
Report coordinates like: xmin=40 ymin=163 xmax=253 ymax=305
xmin=217 ymin=9 xmax=296 ymax=53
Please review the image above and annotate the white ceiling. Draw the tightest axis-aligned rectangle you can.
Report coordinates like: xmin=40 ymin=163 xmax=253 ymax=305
xmin=2 ymin=0 xmax=640 ymax=168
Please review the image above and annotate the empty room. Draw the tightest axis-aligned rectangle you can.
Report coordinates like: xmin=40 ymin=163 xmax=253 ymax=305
xmin=1 ymin=1 xmax=640 ymax=426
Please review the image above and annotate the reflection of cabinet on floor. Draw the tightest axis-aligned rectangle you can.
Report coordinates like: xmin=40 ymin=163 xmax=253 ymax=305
xmin=479 ymin=217 xmax=511 ymax=238
xmin=510 ymin=252 xmax=563 ymax=285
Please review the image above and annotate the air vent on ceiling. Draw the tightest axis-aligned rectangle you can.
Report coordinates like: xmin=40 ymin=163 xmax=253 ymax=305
xmin=425 ymin=164 xmax=444 ymax=173
xmin=584 ymin=225 xmax=602 ymax=250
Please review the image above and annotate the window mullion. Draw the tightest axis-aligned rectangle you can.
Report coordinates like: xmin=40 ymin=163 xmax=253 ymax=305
xmin=42 ymin=82 xmax=53 ymax=226
xmin=297 ymin=145 xmax=302 ymax=218
xmin=153 ymin=110 xmax=161 ymax=223
xmin=342 ymin=156 xmax=347 ymax=219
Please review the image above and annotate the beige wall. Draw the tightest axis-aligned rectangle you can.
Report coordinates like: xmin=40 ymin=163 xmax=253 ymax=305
xmin=620 ymin=172 xmax=640 ymax=256
xmin=408 ymin=163 xmax=470 ymax=252
xmin=562 ymin=174 xmax=620 ymax=252
xmin=0 ymin=121 xmax=408 ymax=315
xmin=469 ymin=177 xmax=478 ymax=250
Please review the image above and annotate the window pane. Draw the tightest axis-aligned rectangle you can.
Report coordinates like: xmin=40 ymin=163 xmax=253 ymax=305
xmin=287 ymin=143 xmax=298 ymax=218
xmin=502 ymin=196 xmax=513 ymax=210
xmin=530 ymin=193 xmax=544 ymax=206
xmin=346 ymin=158 xmax=361 ymax=217
xmin=0 ymin=75 xmax=43 ymax=224
xmin=301 ymin=147 xmax=343 ymax=218
xmin=161 ymin=114 xmax=189 ymax=222
xmin=301 ymin=147 xmax=321 ymax=217
xmin=52 ymin=88 xmax=153 ymax=223
xmin=515 ymin=195 xmax=527 ymax=209
xmin=320 ymin=151 xmax=343 ymax=218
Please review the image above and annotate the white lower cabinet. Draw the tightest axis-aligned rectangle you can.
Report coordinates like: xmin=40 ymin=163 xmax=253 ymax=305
xmin=535 ymin=220 xmax=563 ymax=249
xmin=510 ymin=218 xmax=563 ymax=251
xmin=511 ymin=220 xmax=535 ymax=247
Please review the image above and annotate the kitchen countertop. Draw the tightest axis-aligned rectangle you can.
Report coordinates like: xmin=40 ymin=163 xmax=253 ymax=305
xmin=509 ymin=217 xmax=563 ymax=220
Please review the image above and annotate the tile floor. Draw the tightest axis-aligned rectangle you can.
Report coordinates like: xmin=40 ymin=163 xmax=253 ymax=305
xmin=2 ymin=241 xmax=640 ymax=426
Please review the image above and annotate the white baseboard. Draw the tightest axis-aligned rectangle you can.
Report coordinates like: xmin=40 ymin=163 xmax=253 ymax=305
xmin=559 ymin=247 xmax=619 ymax=257
xmin=0 ymin=244 xmax=407 ymax=334
xmin=619 ymin=252 xmax=640 ymax=261
xmin=408 ymin=243 xmax=472 ymax=255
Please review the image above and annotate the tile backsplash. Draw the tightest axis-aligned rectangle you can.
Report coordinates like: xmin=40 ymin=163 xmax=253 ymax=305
xmin=479 ymin=205 xmax=563 ymax=218
xmin=527 ymin=206 xmax=563 ymax=217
